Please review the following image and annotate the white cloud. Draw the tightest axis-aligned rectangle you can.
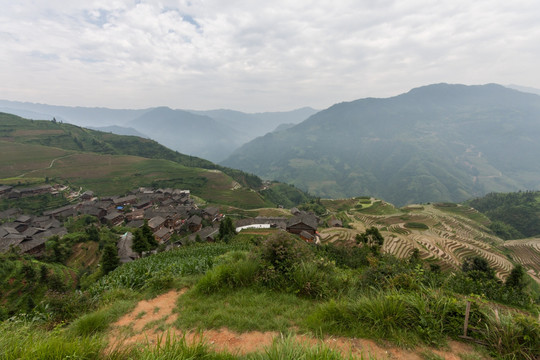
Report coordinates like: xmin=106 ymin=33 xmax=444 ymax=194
xmin=0 ymin=0 xmax=539 ymax=111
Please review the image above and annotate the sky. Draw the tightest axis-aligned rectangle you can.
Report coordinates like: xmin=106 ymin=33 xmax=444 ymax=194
xmin=1 ymin=0 xmax=539 ymax=112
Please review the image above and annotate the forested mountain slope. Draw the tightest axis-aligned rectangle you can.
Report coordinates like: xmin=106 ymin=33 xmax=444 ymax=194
xmin=223 ymin=84 xmax=540 ymax=206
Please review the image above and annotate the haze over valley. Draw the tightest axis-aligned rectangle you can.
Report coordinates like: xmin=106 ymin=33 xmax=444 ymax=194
xmin=3 ymin=83 xmax=540 ymax=206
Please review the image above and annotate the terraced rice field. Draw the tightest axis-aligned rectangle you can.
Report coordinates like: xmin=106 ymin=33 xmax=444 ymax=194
xmin=504 ymin=239 xmax=540 ymax=281
xmin=325 ymin=203 xmax=521 ymax=280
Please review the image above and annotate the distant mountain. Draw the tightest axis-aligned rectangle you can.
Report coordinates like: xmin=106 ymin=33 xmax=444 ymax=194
xmin=506 ymin=84 xmax=540 ymax=96
xmin=0 ymin=100 xmax=151 ymax=127
xmin=222 ymin=83 xmax=540 ymax=206
xmin=272 ymin=123 xmax=296 ymax=132
xmin=128 ymin=107 xmax=240 ymax=162
xmin=0 ymin=100 xmax=316 ymax=162
xmin=187 ymin=107 xmax=318 ymax=144
xmin=0 ymin=112 xmax=310 ymax=208
xmin=87 ymin=125 xmax=148 ymax=138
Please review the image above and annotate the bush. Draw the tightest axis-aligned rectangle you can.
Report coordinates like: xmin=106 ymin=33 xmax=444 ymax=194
xmin=315 ymin=243 xmax=370 ymax=269
xmin=290 ymin=261 xmax=333 ymax=299
xmin=41 ymin=290 xmax=94 ymax=323
xmin=257 ymin=232 xmax=312 ymax=274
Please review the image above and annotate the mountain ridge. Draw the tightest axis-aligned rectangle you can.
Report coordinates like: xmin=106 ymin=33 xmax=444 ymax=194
xmin=222 ymin=83 xmax=540 ymax=206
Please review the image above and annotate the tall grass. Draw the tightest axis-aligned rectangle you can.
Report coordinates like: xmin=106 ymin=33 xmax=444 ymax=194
xmin=136 ymin=333 xmax=375 ymax=360
xmin=0 ymin=322 xmax=105 ymax=360
xmin=306 ymin=290 xmax=480 ymax=347
xmin=482 ymin=312 xmax=540 ymax=359
xmin=68 ymin=299 xmax=135 ymax=337
xmin=250 ymin=335 xmax=372 ymax=360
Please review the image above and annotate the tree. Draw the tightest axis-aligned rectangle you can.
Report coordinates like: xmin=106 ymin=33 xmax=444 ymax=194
xmin=356 ymin=227 xmax=384 ymax=247
xmin=141 ymin=220 xmax=158 ymax=249
xmin=132 ymin=229 xmax=150 ymax=257
xmin=46 ymin=235 xmax=71 ymax=263
xmin=218 ymin=217 xmax=236 ymax=243
xmin=40 ymin=264 xmax=49 ymax=282
xmin=20 ymin=263 xmax=36 ymax=280
xmin=101 ymin=243 xmax=120 ymax=275
xmin=462 ymin=256 xmax=495 ymax=279
xmin=86 ymin=225 xmax=100 ymax=242
xmin=505 ymin=264 xmax=527 ymax=290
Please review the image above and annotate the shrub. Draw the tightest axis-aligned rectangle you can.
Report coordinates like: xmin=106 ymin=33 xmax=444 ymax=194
xmin=290 ymin=261 xmax=332 ymax=299
xmin=482 ymin=312 xmax=540 ymax=359
xmin=315 ymin=243 xmax=370 ymax=269
xmin=258 ymin=232 xmax=312 ymax=274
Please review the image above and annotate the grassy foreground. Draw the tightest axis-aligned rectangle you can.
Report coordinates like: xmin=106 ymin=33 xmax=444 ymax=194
xmin=1 ymin=233 xmax=539 ymax=359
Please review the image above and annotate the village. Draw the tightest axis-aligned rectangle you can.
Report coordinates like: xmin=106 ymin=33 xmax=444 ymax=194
xmin=0 ymin=184 xmax=322 ymax=261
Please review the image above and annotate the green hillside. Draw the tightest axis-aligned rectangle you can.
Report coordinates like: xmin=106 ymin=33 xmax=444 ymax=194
xmin=467 ymin=191 xmax=540 ymax=239
xmin=222 ymin=84 xmax=540 ymax=206
xmin=0 ymin=113 xmax=309 ymax=208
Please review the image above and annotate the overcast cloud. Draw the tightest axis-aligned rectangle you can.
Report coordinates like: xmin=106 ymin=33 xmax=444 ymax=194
xmin=1 ymin=0 xmax=539 ymax=112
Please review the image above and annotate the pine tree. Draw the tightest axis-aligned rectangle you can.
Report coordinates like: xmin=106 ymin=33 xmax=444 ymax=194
xmin=132 ymin=229 xmax=150 ymax=257
xmin=218 ymin=217 xmax=236 ymax=243
xmin=101 ymin=243 xmax=120 ymax=274
xmin=141 ymin=220 xmax=158 ymax=249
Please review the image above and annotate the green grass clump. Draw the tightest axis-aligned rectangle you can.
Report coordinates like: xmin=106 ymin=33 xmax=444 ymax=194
xmin=68 ymin=299 xmax=135 ymax=337
xmin=195 ymin=258 xmax=260 ymax=294
xmin=252 ymin=335 xmax=365 ymax=360
xmin=0 ymin=322 xmax=105 ymax=360
xmin=482 ymin=312 xmax=540 ymax=360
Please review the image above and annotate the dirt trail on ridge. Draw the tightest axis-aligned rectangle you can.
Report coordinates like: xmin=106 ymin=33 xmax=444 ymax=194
xmin=106 ymin=289 xmax=485 ymax=359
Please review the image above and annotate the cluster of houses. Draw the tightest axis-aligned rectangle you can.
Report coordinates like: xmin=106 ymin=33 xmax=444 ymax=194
xmin=0 ymin=208 xmax=68 ymax=255
xmin=0 ymin=186 xmax=221 ymax=256
xmin=0 ymin=184 xmax=333 ymax=260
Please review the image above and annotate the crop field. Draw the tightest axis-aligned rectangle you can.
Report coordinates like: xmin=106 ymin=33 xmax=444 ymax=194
xmin=6 ymin=148 xmax=267 ymax=208
xmin=321 ymin=198 xmax=361 ymax=212
xmin=324 ymin=203 xmax=521 ymax=280
xmin=433 ymin=203 xmax=491 ymax=226
xmin=504 ymin=239 xmax=540 ymax=279
xmin=0 ymin=141 xmax=71 ymax=178
xmin=91 ymin=241 xmax=252 ymax=295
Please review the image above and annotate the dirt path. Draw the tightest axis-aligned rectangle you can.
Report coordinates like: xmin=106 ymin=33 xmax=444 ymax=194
xmin=17 ymin=154 xmax=75 ymax=178
xmin=107 ymin=290 xmax=485 ymax=359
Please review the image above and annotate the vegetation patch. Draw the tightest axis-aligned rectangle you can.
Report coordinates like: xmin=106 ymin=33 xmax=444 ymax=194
xmin=356 ymin=201 xmax=400 ymax=215
xmin=405 ymin=222 xmax=429 ymax=230
xmin=176 ymin=287 xmax=313 ymax=333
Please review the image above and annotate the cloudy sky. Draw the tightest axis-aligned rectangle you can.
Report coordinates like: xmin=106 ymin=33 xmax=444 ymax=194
xmin=1 ymin=0 xmax=539 ymax=112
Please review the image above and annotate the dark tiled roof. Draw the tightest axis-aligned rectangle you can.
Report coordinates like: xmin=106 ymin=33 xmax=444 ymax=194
xmin=286 ymin=214 xmax=318 ymax=230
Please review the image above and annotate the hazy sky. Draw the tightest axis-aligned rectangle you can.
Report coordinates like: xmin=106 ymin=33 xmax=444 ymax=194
xmin=1 ymin=0 xmax=539 ymax=112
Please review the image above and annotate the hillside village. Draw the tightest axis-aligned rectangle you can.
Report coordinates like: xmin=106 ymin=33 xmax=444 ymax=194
xmin=0 ymin=184 xmax=321 ymax=259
